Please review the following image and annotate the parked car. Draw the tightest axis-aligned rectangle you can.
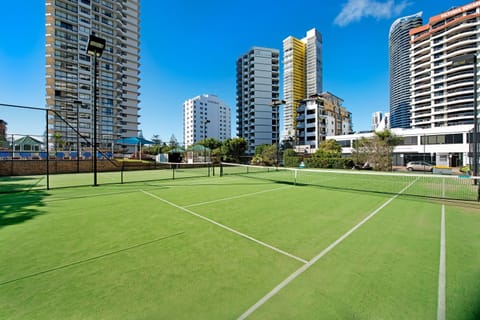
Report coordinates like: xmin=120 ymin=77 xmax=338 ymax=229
xmin=406 ymin=161 xmax=433 ymax=172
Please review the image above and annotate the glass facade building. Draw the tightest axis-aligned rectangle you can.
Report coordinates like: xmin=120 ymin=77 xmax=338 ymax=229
xmin=389 ymin=12 xmax=423 ymax=128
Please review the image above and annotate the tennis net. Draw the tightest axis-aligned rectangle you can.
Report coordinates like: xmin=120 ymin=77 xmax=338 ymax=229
xmin=219 ymin=163 xmax=479 ymax=201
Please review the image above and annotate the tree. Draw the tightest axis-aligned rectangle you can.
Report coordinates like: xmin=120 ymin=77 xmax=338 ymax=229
xmin=317 ymin=139 xmax=342 ymax=157
xmin=354 ymin=130 xmax=400 ymax=171
xmin=254 ymin=144 xmax=276 ymax=166
xmin=221 ymin=137 xmax=247 ymax=163
xmin=52 ymin=132 xmax=65 ymax=151
xmin=169 ymin=134 xmax=178 ymax=147
xmin=200 ymin=137 xmax=222 ymax=150
xmin=151 ymin=135 xmax=162 ymax=145
xmin=149 ymin=135 xmax=162 ymax=154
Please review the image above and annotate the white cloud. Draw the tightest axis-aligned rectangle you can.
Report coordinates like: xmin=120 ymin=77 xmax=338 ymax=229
xmin=334 ymin=0 xmax=411 ymax=27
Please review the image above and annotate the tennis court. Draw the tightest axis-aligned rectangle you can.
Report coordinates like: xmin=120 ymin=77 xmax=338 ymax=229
xmin=1 ymin=165 xmax=479 ymax=319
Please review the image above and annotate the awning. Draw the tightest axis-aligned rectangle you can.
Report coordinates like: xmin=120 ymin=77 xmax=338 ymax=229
xmin=115 ymin=137 xmax=155 ymax=145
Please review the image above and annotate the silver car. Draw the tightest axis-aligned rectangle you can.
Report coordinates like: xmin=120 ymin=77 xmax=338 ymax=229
xmin=406 ymin=161 xmax=433 ymax=172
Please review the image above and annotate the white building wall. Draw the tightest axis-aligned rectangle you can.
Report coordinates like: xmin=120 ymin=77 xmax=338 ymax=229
xmin=328 ymin=124 xmax=474 ymax=167
xmin=183 ymin=94 xmax=231 ymax=147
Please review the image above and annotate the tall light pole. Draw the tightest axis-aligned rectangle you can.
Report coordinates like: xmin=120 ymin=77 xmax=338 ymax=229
xmin=73 ymin=100 xmax=82 ymax=173
xmin=203 ymin=119 xmax=210 ymax=142
xmin=203 ymin=119 xmax=210 ymax=163
xmin=87 ymin=32 xmax=106 ymax=186
xmin=271 ymin=99 xmax=285 ymax=167
xmin=451 ymin=54 xmax=478 ymax=186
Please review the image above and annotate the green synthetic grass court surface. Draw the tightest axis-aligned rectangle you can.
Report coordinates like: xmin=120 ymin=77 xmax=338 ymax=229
xmin=1 ymin=173 xmax=479 ymax=319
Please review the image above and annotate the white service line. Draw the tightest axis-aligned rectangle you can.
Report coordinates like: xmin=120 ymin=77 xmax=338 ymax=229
xmin=140 ymin=189 xmax=308 ymax=264
xmin=185 ymin=186 xmax=292 ymax=208
xmin=237 ymin=179 xmax=418 ymax=320
xmin=437 ymin=205 xmax=446 ymax=320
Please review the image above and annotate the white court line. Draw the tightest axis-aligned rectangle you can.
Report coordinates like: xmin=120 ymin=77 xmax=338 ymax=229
xmin=437 ymin=205 xmax=446 ymax=320
xmin=140 ymin=189 xmax=308 ymax=264
xmin=237 ymin=179 xmax=418 ymax=320
xmin=185 ymin=186 xmax=292 ymax=208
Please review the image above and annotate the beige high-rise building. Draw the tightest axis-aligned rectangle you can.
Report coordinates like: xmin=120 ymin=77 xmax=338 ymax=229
xmin=45 ymin=0 xmax=140 ymax=152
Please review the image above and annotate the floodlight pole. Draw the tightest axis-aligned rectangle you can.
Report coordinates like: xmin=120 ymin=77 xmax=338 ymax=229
xmin=73 ymin=100 xmax=82 ymax=173
xmin=203 ymin=119 xmax=210 ymax=142
xmin=87 ymin=32 xmax=106 ymax=187
xmin=271 ymin=100 xmax=285 ymax=167
xmin=93 ymin=54 xmax=98 ymax=185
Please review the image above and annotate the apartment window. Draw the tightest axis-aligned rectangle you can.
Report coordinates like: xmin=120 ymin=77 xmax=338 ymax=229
xmin=80 ymin=7 xmax=90 ymax=15
xmin=399 ymin=136 xmax=418 ymax=145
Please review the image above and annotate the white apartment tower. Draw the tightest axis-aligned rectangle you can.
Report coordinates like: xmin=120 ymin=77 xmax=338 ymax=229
xmin=410 ymin=1 xmax=480 ymax=129
xmin=183 ymin=94 xmax=231 ymax=147
xmin=372 ymin=111 xmax=390 ymax=131
xmin=236 ymin=47 xmax=280 ymax=154
xmin=45 ymin=0 xmax=141 ymax=152
xmin=283 ymin=28 xmax=322 ymax=140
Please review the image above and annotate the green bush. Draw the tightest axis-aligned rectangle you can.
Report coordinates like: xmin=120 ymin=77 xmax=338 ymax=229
xmin=305 ymin=157 xmax=354 ymax=169
xmin=283 ymin=149 xmax=301 ymax=168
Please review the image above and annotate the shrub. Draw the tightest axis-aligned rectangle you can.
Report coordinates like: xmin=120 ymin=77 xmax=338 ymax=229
xmin=283 ymin=149 xmax=301 ymax=168
xmin=306 ymin=157 xmax=354 ymax=169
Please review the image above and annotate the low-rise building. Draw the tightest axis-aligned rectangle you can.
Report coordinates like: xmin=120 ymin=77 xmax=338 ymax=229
xmin=328 ymin=124 xmax=474 ymax=167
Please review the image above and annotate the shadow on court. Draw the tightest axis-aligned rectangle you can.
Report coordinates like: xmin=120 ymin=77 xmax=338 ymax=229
xmin=0 ymin=181 xmax=47 ymax=229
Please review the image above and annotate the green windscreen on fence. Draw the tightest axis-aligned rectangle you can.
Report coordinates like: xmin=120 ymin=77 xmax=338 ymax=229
xmin=0 ymin=162 xmax=213 ymax=192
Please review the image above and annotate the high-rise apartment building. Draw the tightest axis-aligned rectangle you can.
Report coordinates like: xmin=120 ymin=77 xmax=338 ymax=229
xmin=389 ymin=12 xmax=423 ymax=129
xmin=45 ymin=0 xmax=140 ymax=152
xmin=296 ymin=92 xmax=352 ymax=149
xmin=410 ymin=1 xmax=480 ymax=128
xmin=372 ymin=111 xmax=390 ymax=131
xmin=0 ymin=119 xmax=7 ymax=148
xmin=183 ymin=94 xmax=231 ymax=147
xmin=283 ymin=28 xmax=322 ymax=140
xmin=236 ymin=47 xmax=280 ymax=154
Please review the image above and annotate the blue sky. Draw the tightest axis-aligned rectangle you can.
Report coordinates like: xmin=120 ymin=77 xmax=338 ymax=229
xmin=0 ymin=0 xmax=471 ymax=142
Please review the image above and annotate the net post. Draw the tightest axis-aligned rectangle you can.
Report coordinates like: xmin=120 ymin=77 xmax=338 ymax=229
xmin=208 ymin=163 xmax=211 ymax=177
xmin=45 ymin=109 xmax=50 ymax=190
xmin=121 ymin=160 xmax=124 ymax=184
xmin=294 ymin=169 xmax=297 ymax=186
xmin=477 ymin=177 xmax=480 ymax=201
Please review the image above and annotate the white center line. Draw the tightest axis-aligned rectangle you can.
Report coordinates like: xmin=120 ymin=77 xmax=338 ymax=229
xmin=185 ymin=186 xmax=292 ymax=208
xmin=237 ymin=179 xmax=417 ymax=319
xmin=140 ymin=189 xmax=308 ymax=264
